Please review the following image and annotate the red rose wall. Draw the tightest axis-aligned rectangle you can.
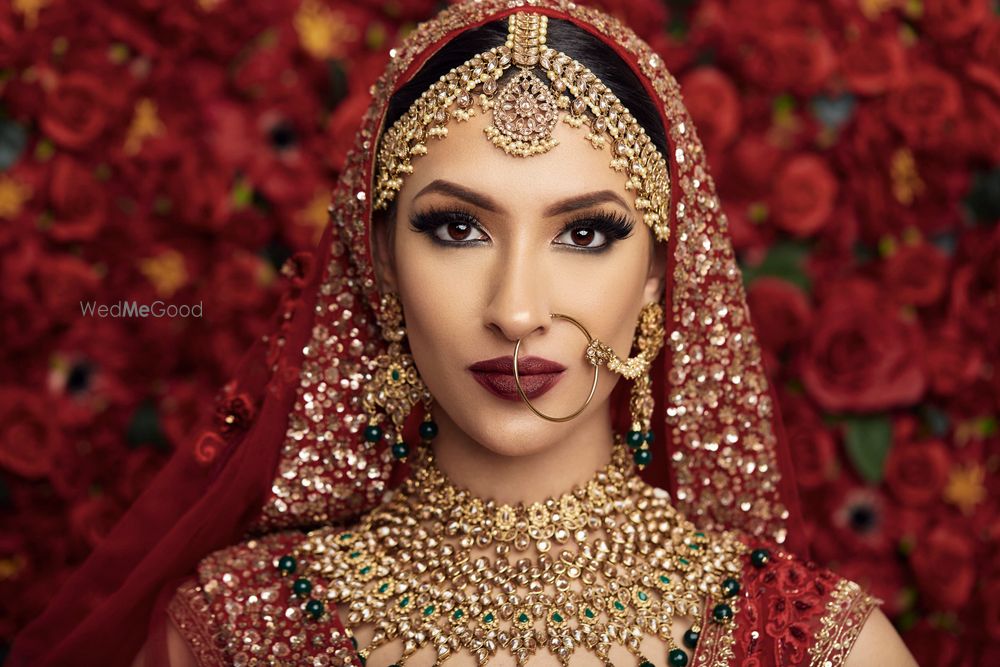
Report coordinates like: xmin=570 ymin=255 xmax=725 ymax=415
xmin=0 ymin=0 xmax=997 ymax=664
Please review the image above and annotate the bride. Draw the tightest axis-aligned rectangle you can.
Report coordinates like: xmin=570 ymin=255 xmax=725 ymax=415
xmin=11 ymin=1 xmax=918 ymax=666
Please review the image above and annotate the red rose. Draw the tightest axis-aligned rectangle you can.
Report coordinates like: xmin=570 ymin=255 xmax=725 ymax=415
xmin=166 ymin=151 xmax=230 ymax=231
xmin=679 ymin=67 xmax=741 ymax=154
xmin=950 ymin=226 xmax=1000 ymax=337
xmin=922 ymin=0 xmax=991 ymax=41
xmin=886 ymin=65 xmax=962 ymax=149
xmin=47 ymin=156 xmax=108 ymax=242
xmin=840 ymin=32 xmax=906 ymax=95
xmin=747 ymin=277 xmax=813 ymax=351
xmin=882 ymin=241 xmax=950 ymax=306
xmin=787 ymin=422 xmax=838 ymax=489
xmin=884 ymin=440 xmax=952 ymax=506
xmin=40 ymin=71 xmax=109 ymax=149
xmin=729 ymin=133 xmax=783 ymax=195
xmin=207 ymin=250 xmax=275 ymax=314
xmin=911 ymin=521 xmax=976 ymax=610
xmin=801 ymin=282 xmax=926 ymax=412
xmin=924 ymin=325 xmax=982 ymax=395
xmin=0 ymin=387 xmax=62 ymax=479
xmin=37 ymin=254 xmax=100 ymax=319
xmin=742 ymin=32 xmax=835 ymax=94
xmin=770 ymin=155 xmax=838 ymax=237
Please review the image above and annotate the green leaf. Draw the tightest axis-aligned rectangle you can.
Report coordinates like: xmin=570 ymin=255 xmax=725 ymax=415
xmin=843 ymin=415 xmax=892 ymax=484
xmin=740 ymin=240 xmax=812 ymax=292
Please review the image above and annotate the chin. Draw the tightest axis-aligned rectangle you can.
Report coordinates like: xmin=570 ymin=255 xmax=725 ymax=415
xmin=451 ymin=409 xmax=572 ymax=457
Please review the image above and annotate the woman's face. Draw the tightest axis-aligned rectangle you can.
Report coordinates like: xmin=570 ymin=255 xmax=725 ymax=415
xmin=373 ymin=109 xmax=666 ymax=457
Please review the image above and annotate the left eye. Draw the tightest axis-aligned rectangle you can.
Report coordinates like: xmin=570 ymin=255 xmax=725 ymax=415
xmin=555 ymin=226 xmax=608 ymax=249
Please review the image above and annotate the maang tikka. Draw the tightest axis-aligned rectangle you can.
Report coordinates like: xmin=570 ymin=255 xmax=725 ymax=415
xmin=361 ymin=292 xmax=438 ymax=462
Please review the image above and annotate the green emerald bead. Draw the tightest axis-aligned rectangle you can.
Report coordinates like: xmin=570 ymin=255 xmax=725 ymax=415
xmin=378 ymin=583 xmax=389 ymax=593
xmin=659 ymin=575 xmax=671 ymax=585
xmin=640 ymin=662 xmax=655 ymax=667
xmin=453 ymin=609 xmax=464 ymax=620
xmin=668 ymin=648 xmax=689 ymax=667
xmin=277 ymin=555 xmax=296 ymax=575
xmin=750 ymin=548 xmax=771 ymax=568
xmin=722 ymin=578 xmax=740 ymax=597
xmin=391 ymin=441 xmax=409 ymax=460
xmin=713 ymin=603 xmax=733 ymax=623
xmin=292 ymin=578 xmax=312 ymax=597
xmin=391 ymin=369 xmax=401 ymax=381
xmin=637 ymin=591 xmax=648 ymax=601
xmin=678 ymin=557 xmax=690 ymax=566
xmin=350 ymin=636 xmax=358 ymax=649
xmin=423 ymin=605 xmax=435 ymax=616
xmin=613 ymin=600 xmax=625 ymax=611
xmin=338 ymin=532 xmax=352 ymax=541
xmin=626 ymin=430 xmax=644 ymax=448
xmin=584 ymin=608 xmax=596 ymax=619
xmin=484 ymin=612 xmax=495 ymax=623
xmin=552 ymin=612 xmax=563 ymax=623
xmin=695 ymin=531 xmax=705 ymax=537
xmin=633 ymin=448 xmax=652 ymax=466
xmin=419 ymin=420 xmax=438 ymax=440
xmin=359 ymin=566 xmax=371 ymax=575
xmin=683 ymin=628 xmax=700 ymax=649
xmin=358 ymin=656 xmax=366 ymax=667
xmin=305 ymin=598 xmax=324 ymax=620
xmin=364 ymin=425 xmax=382 ymax=443
xmin=349 ymin=551 xmax=360 ymax=559
xmin=518 ymin=612 xmax=529 ymax=623
xmin=399 ymin=596 xmax=409 ymax=607
xmin=644 ymin=430 xmax=655 ymax=444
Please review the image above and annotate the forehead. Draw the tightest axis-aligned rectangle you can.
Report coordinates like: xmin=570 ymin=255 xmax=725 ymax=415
xmin=395 ymin=110 xmax=638 ymax=215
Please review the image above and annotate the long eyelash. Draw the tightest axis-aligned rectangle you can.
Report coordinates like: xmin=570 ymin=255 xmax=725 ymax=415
xmin=407 ymin=206 xmax=487 ymax=246
xmin=559 ymin=210 xmax=635 ymax=252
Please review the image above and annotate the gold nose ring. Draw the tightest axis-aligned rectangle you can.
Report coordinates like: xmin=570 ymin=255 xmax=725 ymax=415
xmin=512 ymin=313 xmax=600 ymax=422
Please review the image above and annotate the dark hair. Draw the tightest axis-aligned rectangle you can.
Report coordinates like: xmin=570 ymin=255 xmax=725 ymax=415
xmin=375 ymin=17 xmax=669 ymax=229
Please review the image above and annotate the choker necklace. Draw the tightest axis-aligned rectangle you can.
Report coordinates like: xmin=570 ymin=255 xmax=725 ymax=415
xmin=282 ymin=437 xmax=750 ymax=667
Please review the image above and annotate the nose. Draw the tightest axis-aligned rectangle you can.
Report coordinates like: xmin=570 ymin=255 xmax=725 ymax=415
xmin=483 ymin=245 xmax=551 ymax=343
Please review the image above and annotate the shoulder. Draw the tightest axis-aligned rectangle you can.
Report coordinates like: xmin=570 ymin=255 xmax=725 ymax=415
xmin=185 ymin=527 xmax=361 ymax=666
xmin=726 ymin=532 xmax=897 ymax=666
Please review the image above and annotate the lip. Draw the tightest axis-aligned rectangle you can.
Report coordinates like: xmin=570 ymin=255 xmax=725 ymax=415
xmin=468 ymin=355 xmax=566 ymax=401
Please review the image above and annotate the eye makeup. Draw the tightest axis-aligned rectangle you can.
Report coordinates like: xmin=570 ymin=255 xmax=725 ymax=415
xmin=407 ymin=205 xmax=635 ymax=253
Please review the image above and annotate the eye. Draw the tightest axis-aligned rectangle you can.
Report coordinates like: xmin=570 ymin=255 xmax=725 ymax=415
xmin=554 ymin=211 xmax=635 ymax=252
xmin=556 ymin=226 xmax=608 ymax=248
xmin=408 ymin=207 xmax=490 ymax=247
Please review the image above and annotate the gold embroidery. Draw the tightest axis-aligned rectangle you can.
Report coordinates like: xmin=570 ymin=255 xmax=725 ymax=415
xmin=808 ymin=578 xmax=882 ymax=667
xmin=166 ymin=577 xmax=229 ymax=667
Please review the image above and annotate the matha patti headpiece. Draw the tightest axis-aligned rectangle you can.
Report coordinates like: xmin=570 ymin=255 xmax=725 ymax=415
xmin=373 ymin=12 xmax=671 ymax=242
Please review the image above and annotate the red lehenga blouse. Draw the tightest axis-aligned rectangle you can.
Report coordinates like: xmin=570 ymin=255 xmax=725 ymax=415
xmin=8 ymin=2 xmax=885 ymax=666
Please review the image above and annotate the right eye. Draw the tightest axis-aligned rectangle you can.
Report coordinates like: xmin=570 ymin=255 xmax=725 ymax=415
xmin=408 ymin=208 xmax=491 ymax=247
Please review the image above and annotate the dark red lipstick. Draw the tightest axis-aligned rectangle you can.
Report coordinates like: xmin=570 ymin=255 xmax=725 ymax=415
xmin=468 ymin=355 xmax=566 ymax=401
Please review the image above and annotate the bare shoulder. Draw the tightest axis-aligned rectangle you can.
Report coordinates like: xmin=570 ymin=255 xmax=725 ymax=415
xmin=129 ymin=615 xmax=200 ymax=667
xmin=844 ymin=607 xmax=919 ymax=667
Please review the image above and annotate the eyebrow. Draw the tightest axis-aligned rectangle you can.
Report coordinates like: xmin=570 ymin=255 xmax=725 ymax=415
xmin=413 ymin=179 xmax=632 ymax=217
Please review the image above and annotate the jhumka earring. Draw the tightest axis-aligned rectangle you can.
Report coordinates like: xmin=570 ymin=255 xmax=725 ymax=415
xmin=361 ymin=292 xmax=437 ymax=462
xmin=586 ymin=302 xmax=666 ymax=469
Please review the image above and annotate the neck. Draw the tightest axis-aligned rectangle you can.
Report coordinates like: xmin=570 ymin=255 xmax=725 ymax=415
xmin=424 ymin=404 xmax=619 ymax=506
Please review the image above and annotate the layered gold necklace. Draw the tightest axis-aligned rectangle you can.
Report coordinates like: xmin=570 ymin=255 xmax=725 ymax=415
xmin=281 ymin=439 xmax=749 ymax=667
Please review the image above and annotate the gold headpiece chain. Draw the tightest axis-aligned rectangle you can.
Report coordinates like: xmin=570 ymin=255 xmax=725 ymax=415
xmin=373 ymin=12 xmax=671 ymax=242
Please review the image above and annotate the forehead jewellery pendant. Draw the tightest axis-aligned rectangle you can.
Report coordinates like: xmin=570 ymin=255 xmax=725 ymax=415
xmin=512 ymin=313 xmax=600 ymax=422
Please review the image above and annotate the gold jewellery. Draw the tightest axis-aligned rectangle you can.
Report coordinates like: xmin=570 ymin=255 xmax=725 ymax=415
xmin=280 ymin=438 xmax=755 ymax=667
xmin=361 ymin=292 xmax=438 ymax=462
xmin=373 ymin=12 xmax=671 ymax=242
xmin=513 ymin=302 xmax=666 ymax=468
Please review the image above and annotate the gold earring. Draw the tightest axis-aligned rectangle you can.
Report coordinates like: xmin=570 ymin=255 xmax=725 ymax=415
xmin=585 ymin=302 xmax=665 ymax=469
xmin=361 ymin=292 xmax=436 ymax=462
